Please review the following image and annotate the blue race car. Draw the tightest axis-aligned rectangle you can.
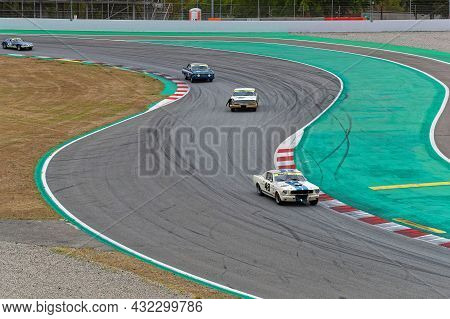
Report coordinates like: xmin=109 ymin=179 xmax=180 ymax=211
xmin=182 ymin=63 xmax=215 ymax=83
xmin=2 ymin=38 xmax=33 ymax=51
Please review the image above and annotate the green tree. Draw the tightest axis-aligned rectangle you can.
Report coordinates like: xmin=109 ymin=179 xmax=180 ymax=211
xmin=170 ymin=0 xmax=450 ymax=19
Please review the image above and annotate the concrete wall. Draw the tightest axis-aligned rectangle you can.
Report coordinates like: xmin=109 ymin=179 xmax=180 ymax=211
xmin=1 ymin=18 xmax=449 ymax=33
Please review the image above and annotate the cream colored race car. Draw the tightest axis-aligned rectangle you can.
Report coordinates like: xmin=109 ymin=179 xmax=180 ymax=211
xmin=227 ymin=88 xmax=259 ymax=112
xmin=253 ymin=169 xmax=320 ymax=205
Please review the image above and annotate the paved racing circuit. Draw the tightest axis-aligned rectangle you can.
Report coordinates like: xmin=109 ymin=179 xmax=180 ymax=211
xmin=19 ymin=35 xmax=450 ymax=298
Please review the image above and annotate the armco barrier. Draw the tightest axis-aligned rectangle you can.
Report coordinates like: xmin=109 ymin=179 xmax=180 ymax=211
xmin=0 ymin=18 xmax=450 ymax=33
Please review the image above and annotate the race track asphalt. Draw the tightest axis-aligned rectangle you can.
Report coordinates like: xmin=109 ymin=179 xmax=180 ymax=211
xmin=16 ymin=35 xmax=450 ymax=298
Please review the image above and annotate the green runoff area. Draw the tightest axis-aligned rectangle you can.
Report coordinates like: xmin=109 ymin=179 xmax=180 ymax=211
xmin=1 ymin=29 xmax=450 ymax=63
xmin=4 ymin=29 xmax=449 ymax=237
xmin=132 ymin=38 xmax=450 ymax=237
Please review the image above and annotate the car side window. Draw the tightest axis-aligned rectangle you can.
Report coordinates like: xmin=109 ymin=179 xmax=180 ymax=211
xmin=266 ymin=173 xmax=273 ymax=182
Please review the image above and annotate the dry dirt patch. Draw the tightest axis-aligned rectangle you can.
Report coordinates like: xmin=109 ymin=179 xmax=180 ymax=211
xmin=0 ymin=56 xmax=163 ymax=219
xmin=0 ymin=56 xmax=231 ymax=299
xmin=53 ymin=247 xmax=232 ymax=299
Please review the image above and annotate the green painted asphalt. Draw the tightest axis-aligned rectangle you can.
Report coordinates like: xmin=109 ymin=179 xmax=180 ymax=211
xmin=140 ymin=39 xmax=450 ymax=236
xmin=8 ymin=29 xmax=448 ymax=234
xmin=1 ymin=29 xmax=450 ymax=63
xmin=24 ymin=54 xmax=253 ymax=298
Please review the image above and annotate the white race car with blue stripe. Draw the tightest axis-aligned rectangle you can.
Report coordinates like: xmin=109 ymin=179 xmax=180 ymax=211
xmin=253 ymin=169 xmax=320 ymax=205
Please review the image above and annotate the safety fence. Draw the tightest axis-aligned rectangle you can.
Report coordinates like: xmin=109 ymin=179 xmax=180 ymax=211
xmin=0 ymin=1 xmax=449 ymax=20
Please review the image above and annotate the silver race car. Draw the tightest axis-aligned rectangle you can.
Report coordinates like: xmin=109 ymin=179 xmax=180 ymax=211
xmin=2 ymin=38 xmax=33 ymax=51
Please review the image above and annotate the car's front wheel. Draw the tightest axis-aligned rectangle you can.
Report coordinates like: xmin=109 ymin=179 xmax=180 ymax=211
xmin=275 ymin=192 xmax=283 ymax=205
xmin=190 ymin=77 xmax=195 ymax=83
xmin=310 ymin=199 xmax=319 ymax=206
xmin=256 ymin=184 xmax=264 ymax=196
xmin=2 ymin=43 xmax=7 ymax=49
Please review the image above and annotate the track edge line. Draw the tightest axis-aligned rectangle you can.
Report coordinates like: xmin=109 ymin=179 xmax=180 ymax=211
xmin=23 ymin=54 xmax=257 ymax=299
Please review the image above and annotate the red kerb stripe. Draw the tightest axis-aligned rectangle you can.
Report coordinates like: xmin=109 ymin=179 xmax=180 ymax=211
xmin=359 ymin=216 xmax=389 ymax=225
xmin=319 ymin=194 xmax=334 ymax=201
xmin=440 ymin=242 xmax=450 ymax=248
xmin=277 ymin=148 xmax=293 ymax=153
xmin=277 ymin=156 xmax=294 ymax=162
xmin=278 ymin=164 xmax=296 ymax=169
xmin=394 ymin=228 xmax=427 ymax=238
xmin=332 ymin=205 xmax=357 ymax=213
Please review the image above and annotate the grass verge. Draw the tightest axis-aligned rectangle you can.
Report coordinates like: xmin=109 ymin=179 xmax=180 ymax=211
xmin=52 ymin=247 xmax=232 ymax=299
xmin=0 ymin=56 xmax=163 ymax=219
xmin=1 ymin=56 xmax=234 ymax=299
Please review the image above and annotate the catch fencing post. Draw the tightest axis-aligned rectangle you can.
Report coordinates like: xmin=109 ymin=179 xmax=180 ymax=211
xmin=331 ymin=0 xmax=334 ymax=19
xmin=409 ymin=0 xmax=412 ymax=19
xmin=293 ymin=0 xmax=295 ymax=19
xmin=258 ymin=0 xmax=260 ymax=20
xmin=370 ymin=0 xmax=374 ymax=22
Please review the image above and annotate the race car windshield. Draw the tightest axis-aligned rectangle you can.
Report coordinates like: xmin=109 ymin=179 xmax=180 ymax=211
xmin=275 ymin=174 xmax=306 ymax=182
xmin=192 ymin=66 xmax=209 ymax=71
xmin=233 ymin=91 xmax=255 ymax=96
xmin=13 ymin=38 xmax=22 ymax=41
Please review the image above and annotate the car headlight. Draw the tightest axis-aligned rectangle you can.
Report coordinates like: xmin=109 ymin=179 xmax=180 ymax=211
xmin=315 ymin=189 xmax=320 ymax=194
xmin=282 ymin=190 xmax=288 ymax=195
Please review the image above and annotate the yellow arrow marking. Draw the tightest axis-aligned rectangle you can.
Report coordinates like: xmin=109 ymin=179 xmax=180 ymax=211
xmin=393 ymin=218 xmax=446 ymax=234
xmin=370 ymin=181 xmax=450 ymax=191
